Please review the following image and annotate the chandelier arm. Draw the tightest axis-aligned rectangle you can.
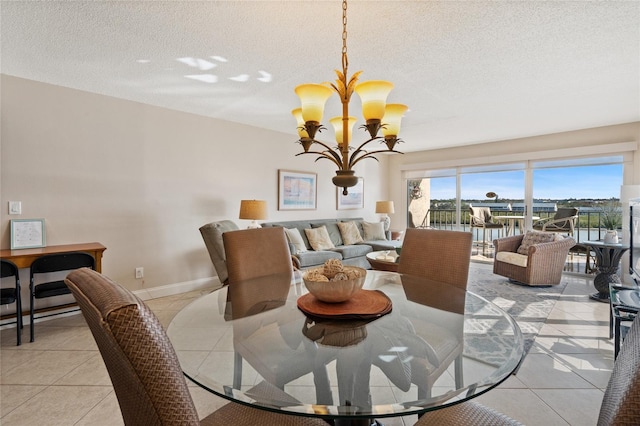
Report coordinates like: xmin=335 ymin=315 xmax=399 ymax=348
xmin=349 ymin=149 xmax=404 ymax=168
xmin=295 ymin=151 xmax=342 ymax=169
xmin=308 ymin=139 xmax=344 ymax=165
xmin=347 ymin=136 xmax=383 ymax=168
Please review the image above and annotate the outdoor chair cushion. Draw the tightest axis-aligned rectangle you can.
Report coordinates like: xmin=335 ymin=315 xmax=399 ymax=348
xmin=495 ymin=251 xmax=528 ymax=268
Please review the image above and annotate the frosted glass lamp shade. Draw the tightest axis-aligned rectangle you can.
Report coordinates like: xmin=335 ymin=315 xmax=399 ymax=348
xmin=381 ymin=104 xmax=408 ymax=137
xmin=291 ymin=108 xmax=309 ymax=138
xmin=330 ymin=116 xmax=357 ymax=147
xmin=294 ymin=84 xmax=333 ymax=123
xmin=354 ymin=80 xmax=394 ymax=121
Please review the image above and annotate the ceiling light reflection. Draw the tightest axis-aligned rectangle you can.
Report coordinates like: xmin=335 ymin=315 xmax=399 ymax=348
xmin=185 ymin=74 xmax=218 ymax=83
xmin=229 ymin=74 xmax=249 ymax=82
xmin=257 ymin=70 xmax=272 ymax=82
xmin=177 ymin=57 xmax=217 ymax=71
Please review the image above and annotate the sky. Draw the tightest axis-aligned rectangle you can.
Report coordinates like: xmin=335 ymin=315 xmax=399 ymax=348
xmin=428 ymin=164 xmax=623 ymax=201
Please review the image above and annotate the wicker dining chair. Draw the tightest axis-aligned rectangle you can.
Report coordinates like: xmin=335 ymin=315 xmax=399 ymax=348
xmin=64 ymin=268 xmax=327 ymax=426
xmin=223 ymin=227 xmax=295 ymax=283
xmin=222 ymin=226 xmax=333 ymax=402
xmin=398 ymin=228 xmax=473 ymax=290
xmin=397 ymin=228 xmax=473 ymax=399
xmin=416 ymin=313 xmax=640 ymax=425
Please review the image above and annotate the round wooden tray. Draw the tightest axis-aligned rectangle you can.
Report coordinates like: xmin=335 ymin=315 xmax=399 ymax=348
xmin=297 ymin=289 xmax=392 ymax=320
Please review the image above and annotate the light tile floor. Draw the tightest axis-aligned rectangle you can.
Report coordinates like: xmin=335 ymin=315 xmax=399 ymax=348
xmin=0 ymin=266 xmax=613 ymax=425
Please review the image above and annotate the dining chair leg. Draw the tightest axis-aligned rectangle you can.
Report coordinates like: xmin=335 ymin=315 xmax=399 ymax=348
xmin=455 ymin=355 xmax=463 ymax=389
xmin=233 ymin=351 xmax=243 ymax=389
xmin=614 ymin=317 xmax=621 ymax=359
xmin=609 ymin=306 xmax=614 ymax=339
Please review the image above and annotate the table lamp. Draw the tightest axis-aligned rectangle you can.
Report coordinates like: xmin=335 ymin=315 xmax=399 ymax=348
xmin=375 ymin=201 xmax=395 ymax=231
xmin=239 ymin=200 xmax=267 ymax=229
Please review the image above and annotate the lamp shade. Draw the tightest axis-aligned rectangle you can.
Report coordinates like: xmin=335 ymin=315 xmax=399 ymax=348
xmin=291 ymin=108 xmax=309 ymax=138
xmin=381 ymin=104 xmax=408 ymax=137
xmin=375 ymin=201 xmax=395 ymax=214
xmin=354 ymin=80 xmax=394 ymax=121
xmin=294 ymin=83 xmax=333 ymax=123
xmin=330 ymin=116 xmax=357 ymax=147
xmin=239 ymin=200 xmax=268 ymax=220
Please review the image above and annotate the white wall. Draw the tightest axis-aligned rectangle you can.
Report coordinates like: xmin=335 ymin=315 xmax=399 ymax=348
xmin=0 ymin=75 xmax=389 ymax=302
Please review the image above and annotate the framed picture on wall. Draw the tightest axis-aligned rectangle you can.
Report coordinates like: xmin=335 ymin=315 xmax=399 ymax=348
xmin=278 ymin=169 xmax=317 ymax=210
xmin=10 ymin=218 xmax=46 ymax=249
xmin=337 ymin=178 xmax=364 ymax=210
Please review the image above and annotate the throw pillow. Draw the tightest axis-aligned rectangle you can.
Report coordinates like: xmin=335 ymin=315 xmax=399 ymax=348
xmin=312 ymin=222 xmax=343 ymax=246
xmin=284 ymin=228 xmax=307 ymax=253
xmin=337 ymin=221 xmax=364 ymax=245
xmin=362 ymin=221 xmax=386 ymax=240
xmin=517 ymin=230 xmax=557 ymax=255
xmin=304 ymin=226 xmax=335 ymax=251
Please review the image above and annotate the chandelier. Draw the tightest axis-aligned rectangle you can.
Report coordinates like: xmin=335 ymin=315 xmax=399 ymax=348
xmin=291 ymin=0 xmax=408 ymax=195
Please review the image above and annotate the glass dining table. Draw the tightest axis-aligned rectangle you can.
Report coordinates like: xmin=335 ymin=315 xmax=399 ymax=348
xmin=167 ymin=270 xmax=524 ymax=425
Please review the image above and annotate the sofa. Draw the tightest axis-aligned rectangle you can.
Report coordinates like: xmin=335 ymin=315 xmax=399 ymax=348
xmin=261 ymin=218 xmax=402 ymax=270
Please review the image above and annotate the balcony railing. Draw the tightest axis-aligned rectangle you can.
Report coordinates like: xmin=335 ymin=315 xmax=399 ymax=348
xmin=420 ymin=209 xmax=613 ymax=243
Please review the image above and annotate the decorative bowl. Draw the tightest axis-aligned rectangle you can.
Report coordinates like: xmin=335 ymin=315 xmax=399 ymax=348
xmin=303 ymin=266 xmax=366 ymax=303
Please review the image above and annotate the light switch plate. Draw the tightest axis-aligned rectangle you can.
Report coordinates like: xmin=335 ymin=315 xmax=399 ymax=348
xmin=8 ymin=201 xmax=21 ymax=215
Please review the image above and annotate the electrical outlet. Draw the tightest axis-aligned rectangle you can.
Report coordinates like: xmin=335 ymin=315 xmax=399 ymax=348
xmin=8 ymin=201 xmax=21 ymax=215
xmin=135 ymin=267 xmax=144 ymax=279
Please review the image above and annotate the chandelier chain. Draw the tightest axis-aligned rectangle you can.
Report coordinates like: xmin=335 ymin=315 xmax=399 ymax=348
xmin=342 ymin=0 xmax=348 ymax=71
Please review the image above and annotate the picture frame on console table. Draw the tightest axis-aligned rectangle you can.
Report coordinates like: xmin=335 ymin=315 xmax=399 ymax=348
xmin=337 ymin=177 xmax=364 ymax=210
xmin=10 ymin=218 xmax=46 ymax=249
xmin=278 ymin=169 xmax=317 ymax=210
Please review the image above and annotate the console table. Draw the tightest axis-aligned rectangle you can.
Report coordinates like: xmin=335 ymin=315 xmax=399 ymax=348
xmin=0 ymin=242 xmax=107 ymax=320
xmin=0 ymin=242 xmax=106 ymax=272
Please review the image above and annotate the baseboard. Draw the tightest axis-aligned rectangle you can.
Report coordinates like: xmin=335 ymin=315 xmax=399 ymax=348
xmin=133 ymin=276 xmax=222 ymax=301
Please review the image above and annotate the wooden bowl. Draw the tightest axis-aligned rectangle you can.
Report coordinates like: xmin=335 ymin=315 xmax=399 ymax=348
xmin=303 ymin=266 xmax=366 ymax=303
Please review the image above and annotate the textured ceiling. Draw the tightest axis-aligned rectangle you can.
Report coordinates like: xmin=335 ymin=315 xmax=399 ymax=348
xmin=2 ymin=1 xmax=639 ymax=152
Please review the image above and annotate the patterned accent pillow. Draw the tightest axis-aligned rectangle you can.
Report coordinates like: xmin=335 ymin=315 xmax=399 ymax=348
xmin=304 ymin=226 xmax=335 ymax=251
xmin=337 ymin=221 xmax=364 ymax=245
xmin=362 ymin=221 xmax=386 ymax=240
xmin=517 ymin=230 xmax=557 ymax=255
xmin=284 ymin=228 xmax=307 ymax=253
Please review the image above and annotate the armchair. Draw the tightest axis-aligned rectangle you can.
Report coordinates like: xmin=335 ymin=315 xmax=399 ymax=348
xmin=493 ymin=231 xmax=575 ymax=286
xmin=533 ymin=207 xmax=579 ymax=236
xmin=199 ymin=220 xmax=240 ymax=285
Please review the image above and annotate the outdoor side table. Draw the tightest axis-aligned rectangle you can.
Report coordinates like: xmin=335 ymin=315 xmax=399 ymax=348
xmin=583 ymin=241 xmax=629 ymax=302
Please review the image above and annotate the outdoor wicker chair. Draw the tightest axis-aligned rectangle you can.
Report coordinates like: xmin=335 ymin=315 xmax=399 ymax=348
xmin=493 ymin=232 xmax=576 ymax=286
